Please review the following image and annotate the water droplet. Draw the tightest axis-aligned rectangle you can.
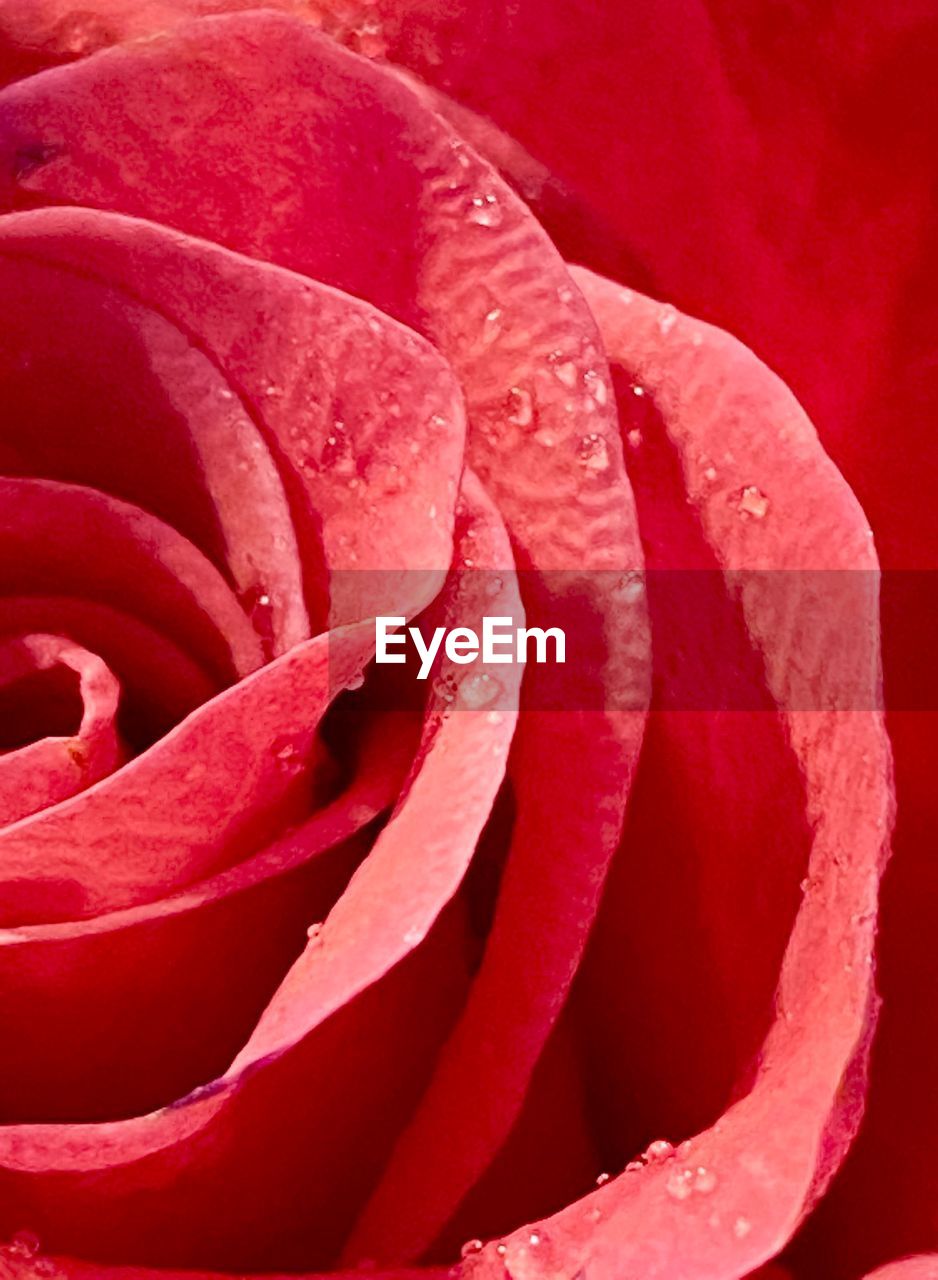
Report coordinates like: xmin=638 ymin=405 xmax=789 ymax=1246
xmin=428 ymin=504 xmax=437 ymax=520
xmin=486 ymin=576 xmax=504 ymax=597
xmin=272 ymin=736 xmax=303 ymax=770
xmin=644 ymin=1139 xmax=675 ymax=1163
xmin=460 ymin=1239 xmax=484 ymax=1259
xmin=403 ymin=924 xmax=423 ymax=946
xmin=557 ymin=286 xmax=574 ymax=304
xmin=485 ymin=709 xmax=503 ymax=726
xmin=534 ymin=428 xmax=557 ymax=448
xmin=666 ymin=1164 xmax=717 ymax=1199
xmin=468 ymin=193 xmax=503 ymax=227
xmin=703 ymin=465 xmax=718 ymax=482
xmin=507 ymin=386 xmax=534 ymax=428
xmin=321 ymin=421 xmax=357 ymax=475
xmin=584 ymin=368 xmax=608 ymax=405
xmin=353 ymin=18 xmax=387 ymax=57
xmin=625 ymin=1160 xmax=644 ymax=1173
xmin=613 ymin=573 xmax=645 ymax=603
xmin=461 ymin=672 xmax=502 ymax=709
xmin=306 ymin=921 xmax=323 ymax=942
xmin=59 ymin=13 xmax=108 ymax=54
xmin=528 ymin=1232 xmax=541 ymax=1247
xmin=737 ymin=485 xmax=770 ymax=520
xmin=241 ymin=585 xmax=275 ymax=645
xmin=626 ymin=428 xmax=642 ymax=449
xmin=666 ymin=1168 xmax=694 ymax=1200
xmin=733 ymin=1216 xmax=752 ymax=1239
xmin=346 ymin=671 xmax=366 ymax=691
xmin=553 ymin=360 xmax=578 ymax=389
xmin=218 ymin=386 xmax=235 ymax=401
xmin=657 ymin=304 xmax=678 ymax=335
xmin=631 ymin=384 xmax=646 ymax=397
xmin=595 ymin=1171 xmax=611 ymax=1187
xmin=264 ymin=383 xmax=282 ymax=398
xmin=482 ymin=307 xmax=503 ymax=344
xmin=576 ymin=433 xmax=610 ymax=473
xmin=5 ymin=1230 xmax=40 ymax=1259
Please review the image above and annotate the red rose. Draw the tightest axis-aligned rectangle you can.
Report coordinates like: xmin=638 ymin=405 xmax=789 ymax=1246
xmin=0 ymin=4 xmax=930 ymax=1279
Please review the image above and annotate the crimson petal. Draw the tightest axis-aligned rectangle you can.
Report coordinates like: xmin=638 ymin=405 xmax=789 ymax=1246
xmin=0 ymin=633 xmax=122 ymax=824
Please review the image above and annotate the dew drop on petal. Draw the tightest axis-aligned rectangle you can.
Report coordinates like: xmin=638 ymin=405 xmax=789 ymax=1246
xmin=626 ymin=428 xmax=642 ymax=449
xmin=482 ymin=307 xmax=503 ymax=344
xmin=507 ymin=386 xmax=534 ymax=428
xmin=577 ymin=433 xmax=610 ymax=473
xmin=666 ymin=1169 xmax=695 ymax=1200
xmin=657 ymin=304 xmax=678 ymax=335
xmin=460 ymin=1239 xmax=484 ymax=1259
xmin=584 ymin=368 xmax=608 ymax=405
xmin=737 ymin=485 xmax=770 ymax=519
xmin=5 ymin=1230 xmax=40 ymax=1259
xmin=644 ymin=1139 xmax=675 ymax=1163
xmin=553 ymin=360 xmax=579 ymax=389
xmin=734 ymin=1217 xmax=752 ymax=1239
xmin=272 ymin=736 xmax=303 ymax=771
xmin=469 ymin=193 xmax=503 ymax=227
xmin=595 ymin=1171 xmax=611 ymax=1186
xmin=460 ymin=672 xmax=502 ymax=709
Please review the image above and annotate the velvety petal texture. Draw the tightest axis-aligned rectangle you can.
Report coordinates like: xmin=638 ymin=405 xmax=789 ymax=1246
xmin=0 ymin=3 xmax=916 ymax=1279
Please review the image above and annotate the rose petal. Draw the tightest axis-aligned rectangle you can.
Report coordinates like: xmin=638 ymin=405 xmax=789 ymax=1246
xmin=0 ymin=622 xmax=373 ymax=923
xmin=0 ymin=242 xmax=310 ymax=655
xmin=0 ymin=206 xmax=465 ymax=623
xmin=0 ymin=19 xmax=649 ymax=1251
xmin=0 ymin=596 xmax=219 ymax=741
xmin=0 ymin=633 xmax=122 ymax=824
xmin=0 ymin=475 xmax=264 ymax=681
xmin=0 ymin=476 xmax=519 ymax=1270
xmin=454 ymin=277 xmax=891 ymax=1278
xmin=860 ymin=1261 xmax=938 ymax=1280
xmin=0 ymin=711 xmax=411 ymax=1121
